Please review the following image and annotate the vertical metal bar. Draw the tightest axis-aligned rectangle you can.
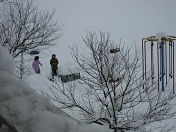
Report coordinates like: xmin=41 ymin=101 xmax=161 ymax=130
xmin=172 ymin=42 xmax=175 ymax=94
xmin=151 ymin=41 xmax=154 ymax=83
xmin=165 ymin=41 xmax=167 ymax=84
xmin=161 ymin=40 xmax=165 ymax=91
xmin=142 ymin=39 xmax=145 ymax=89
xmin=20 ymin=50 xmax=23 ymax=79
xmin=144 ymin=41 xmax=147 ymax=80
xmin=157 ymin=42 xmax=160 ymax=92
xmin=160 ymin=42 xmax=162 ymax=82
xmin=171 ymin=43 xmax=173 ymax=77
xmin=169 ymin=41 xmax=171 ymax=77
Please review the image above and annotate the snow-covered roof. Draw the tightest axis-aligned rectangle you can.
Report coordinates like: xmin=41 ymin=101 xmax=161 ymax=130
xmin=58 ymin=62 xmax=79 ymax=75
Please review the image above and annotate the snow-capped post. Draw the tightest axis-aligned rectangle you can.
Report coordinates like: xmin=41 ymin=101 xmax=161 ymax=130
xmin=109 ymin=46 xmax=120 ymax=83
xmin=142 ymin=32 xmax=176 ymax=94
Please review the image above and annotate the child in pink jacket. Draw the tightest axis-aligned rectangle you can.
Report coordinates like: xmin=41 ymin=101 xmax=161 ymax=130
xmin=32 ymin=56 xmax=42 ymax=74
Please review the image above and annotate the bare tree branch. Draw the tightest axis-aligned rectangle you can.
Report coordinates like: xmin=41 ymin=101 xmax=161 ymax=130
xmin=44 ymin=31 xmax=176 ymax=132
xmin=0 ymin=0 xmax=63 ymax=79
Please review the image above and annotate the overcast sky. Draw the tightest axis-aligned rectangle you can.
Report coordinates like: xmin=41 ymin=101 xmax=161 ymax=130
xmin=1 ymin=0 xmax=176 ymax=72
xmin=35 ymin=0 xmax=176 ymax=66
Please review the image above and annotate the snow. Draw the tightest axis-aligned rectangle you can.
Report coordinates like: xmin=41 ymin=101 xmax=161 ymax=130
xmin=0 ymin=45 xmax=15 ymax=74
xmin=1 ymin=0 xmax=176 ymax=131
xmin=155 ymin=31 xmax=167 ymax=40
xmin=0 ymin=46 xmax=113 ymax=132
xmin=58 ymin=62 xmax=79 ymax=75
xmin=75 ymin=124 xmax=111 ymax=132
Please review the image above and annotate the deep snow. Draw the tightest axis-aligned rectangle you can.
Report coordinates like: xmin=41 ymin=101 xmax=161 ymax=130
xmin=0 ymin=45 xmax=113 ymax=132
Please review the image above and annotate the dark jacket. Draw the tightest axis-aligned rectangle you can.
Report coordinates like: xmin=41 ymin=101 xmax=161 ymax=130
xmin=50 ymin=57 xmax=58 ymax=70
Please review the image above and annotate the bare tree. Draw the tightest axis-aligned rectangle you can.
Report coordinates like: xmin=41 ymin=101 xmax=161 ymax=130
xmin=0 ymin=0 xmax=63 ymax=79
xmin=44 ymin=31 xmax=176 ymax=132
xmin=0 ymin=0 xmax=62 ymax=58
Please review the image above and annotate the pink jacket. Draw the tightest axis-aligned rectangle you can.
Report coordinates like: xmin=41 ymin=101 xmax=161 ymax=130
xmin=32 ymin=60 xmax=42 ymax=72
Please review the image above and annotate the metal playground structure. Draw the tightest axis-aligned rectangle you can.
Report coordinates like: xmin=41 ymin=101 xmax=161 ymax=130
xmin=142 ymin=34 xmax=176 ymax=93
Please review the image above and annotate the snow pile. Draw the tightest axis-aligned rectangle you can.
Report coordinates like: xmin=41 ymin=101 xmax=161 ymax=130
xmin=155 ymin=31 xmax=167 ymax=41
xmin=0 ymin=70 xmax=78 ymax=132
xmin=0 ymin=45 xmax=15 ymax=74
xmin=58 ymin=62 xmax=79 ymax=75
xmin=0 ymin=45 xmax=113 ymax=132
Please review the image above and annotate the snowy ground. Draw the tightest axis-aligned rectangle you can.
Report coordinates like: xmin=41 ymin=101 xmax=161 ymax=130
xmin=25 ymin=32 xmax=176 ymax=132
xmin=0 ymin=45 xmax=113 ymax=132
xmin=1 ymin=0 xmax=176 ymax=131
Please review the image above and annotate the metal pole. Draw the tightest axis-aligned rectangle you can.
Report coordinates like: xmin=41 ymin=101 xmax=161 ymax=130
xmin=160 ymin=40 xmax=165 ymax=91
xmin=171 ymin=43 xmax=173 ymax=77
xmin=157 ymin=42 xmax=160 ymax=92
xmin=165 ymin=41 xmax=167 ymax=84
xmin=172 ymin=42 xmax=174 ymax=94
xmin=142 ymin=39 xmax=145 ymax=89
xmin=169 ymin=42 xmax=171 ymax=77
xmin=20 ymin=49 xmax=24 ymax=79
xmin=151 ymin=41 xmax=154 ymax=83
xmin=144 ymin=41 xmax=146 ymax=80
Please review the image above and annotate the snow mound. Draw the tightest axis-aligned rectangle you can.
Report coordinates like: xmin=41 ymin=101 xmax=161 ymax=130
xmin=58 ymin=62 xmax=79 ymax=75
xmin=0 ymin=70 xmax=78 ymax=132
xmin=155 ymin=31 xmax=167 ymax=40
xmin=0 ymin=45 xmax=113 ymax=132
xmin=0 ymin=45 xmax=15 ymax=74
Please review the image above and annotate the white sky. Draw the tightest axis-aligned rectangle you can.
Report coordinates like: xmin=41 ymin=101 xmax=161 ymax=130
xmin=35 ymin=0 xmax=176 ymax=67
xmin=34 ymin=1 xmax=176 ymax=131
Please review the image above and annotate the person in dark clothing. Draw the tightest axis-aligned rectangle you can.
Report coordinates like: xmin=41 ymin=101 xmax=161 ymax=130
xmin=50 ymin=54 xmax=59 ymax=79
